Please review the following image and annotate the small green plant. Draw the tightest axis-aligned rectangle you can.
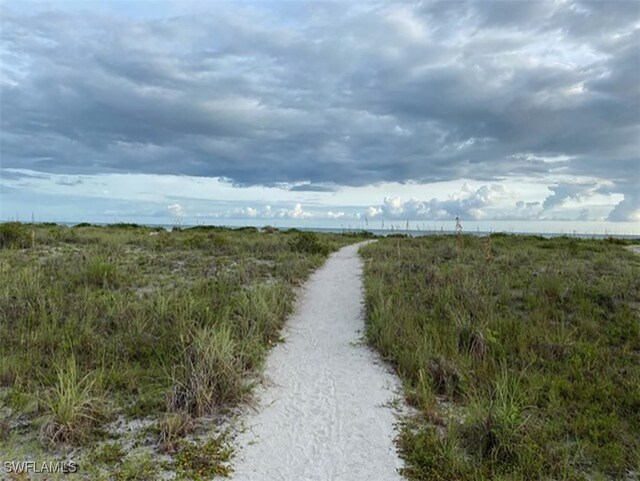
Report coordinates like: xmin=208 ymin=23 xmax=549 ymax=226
xmin=485 ymin=235 xmax=492 ymax=261
xmin=427 ymin=356 xmax=464 ymax=398
xmin=90 ymin=441 xmax=126 ymax=465
xmin=114 ymin=453 xmax=158 ymax=481
xmin=156 ymin=412 xmax=193 ymax=453
xmin=0 ymin=416 xmax=10 ymax=440
xmin=399 ymin=423 xmax=473 ymax=480
xmin=175 ymin=435 xmax=233 ymax=479
xmin=455 ymin=215 xmax=463 ymax=251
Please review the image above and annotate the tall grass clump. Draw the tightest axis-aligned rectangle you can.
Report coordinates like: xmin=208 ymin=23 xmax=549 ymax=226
xmin=233 ymin=283 xmax=289 ymax=340
xmin=170 ymin=326 xmax=246 ymax=416
xmin=38 ymin=356 xmax=109 ymax=444
xmin=361 ymin=234 xmax=640 ymax=480
xmin=156 ymin=412 xmax=194 ymax=454
xmin=82 ymin=256 xmax=121 ymax=288
xmin=461 ymin=370 xmax=535 ymax=471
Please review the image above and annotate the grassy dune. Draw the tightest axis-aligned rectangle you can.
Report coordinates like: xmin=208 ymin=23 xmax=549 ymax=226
xmin=0 ymin=222 xmax=357 ymax=479
xmin=361 ymin=235 xmax=640 ymax=480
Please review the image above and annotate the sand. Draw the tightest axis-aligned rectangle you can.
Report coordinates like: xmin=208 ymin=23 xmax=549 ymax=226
xmin=626 ymin=245 xmax=640 ymax=255
xmin=231 ymin=241 xmax=406 ymax=481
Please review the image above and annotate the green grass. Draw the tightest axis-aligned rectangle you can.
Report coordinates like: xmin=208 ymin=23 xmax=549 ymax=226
xmin=361 ymin=234 xmax=640 ymax=480
xmin=174 ymin=435 xmax=233 ymax=479
xmin=38 ymin=356 xmax=109 ymax=445
xmin=0 ymin=223 xmax=357 ymax=478
xmin=169 ymin=325 xmax=244 ymax=416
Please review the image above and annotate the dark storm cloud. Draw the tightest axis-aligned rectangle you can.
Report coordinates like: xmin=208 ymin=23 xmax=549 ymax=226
xmin=1 ymin=1 xmax=638 ymax=218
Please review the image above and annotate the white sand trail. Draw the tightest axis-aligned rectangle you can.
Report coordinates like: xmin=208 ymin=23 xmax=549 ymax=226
xmin=231 ymin=241 xmax=405 ymax=481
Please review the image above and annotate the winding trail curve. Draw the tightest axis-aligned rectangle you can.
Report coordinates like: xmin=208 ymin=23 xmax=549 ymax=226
xmin=231 ymin=241 xmax=405 ymax=481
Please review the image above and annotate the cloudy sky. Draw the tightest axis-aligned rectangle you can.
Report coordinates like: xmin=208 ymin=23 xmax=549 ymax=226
xmin=1 ymin=0 xmax=639 ymax=233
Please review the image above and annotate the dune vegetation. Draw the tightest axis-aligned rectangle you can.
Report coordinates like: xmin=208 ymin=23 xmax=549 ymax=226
xmin=361 ymin=234 xmax=640 ymax=480
xmin=0 ymin=222 xmax=358 ymax=479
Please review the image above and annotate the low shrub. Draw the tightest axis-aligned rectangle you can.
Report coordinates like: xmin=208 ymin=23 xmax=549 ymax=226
xmin=340 ymin=230 xmax=378 ymax=239
xmin=0 ymin=222 xmax=32 ymax=248
xmin=183 ymin=234 xmax=209 ymax=249
xmin=234 ymin=226 xmax=258 ymax=233
xmin=288 ymin=231 xmax=329 ymax=255
xmin=108 ymin=223 xmax=146 ymax=230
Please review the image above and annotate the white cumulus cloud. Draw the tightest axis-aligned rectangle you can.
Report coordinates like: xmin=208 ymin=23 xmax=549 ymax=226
xmin=167 ymin=203 xmax=184 ymax=220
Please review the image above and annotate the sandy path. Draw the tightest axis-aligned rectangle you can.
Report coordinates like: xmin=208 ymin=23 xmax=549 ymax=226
xmin=231 ymin=242 xmax=405 ymax=481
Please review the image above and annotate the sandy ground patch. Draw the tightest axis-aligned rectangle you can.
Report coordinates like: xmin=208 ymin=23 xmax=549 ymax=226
xmin=626 ymin=245 xmax=640 ymax=255
xmin=231 ymin=242 xmax=405 ymax=481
